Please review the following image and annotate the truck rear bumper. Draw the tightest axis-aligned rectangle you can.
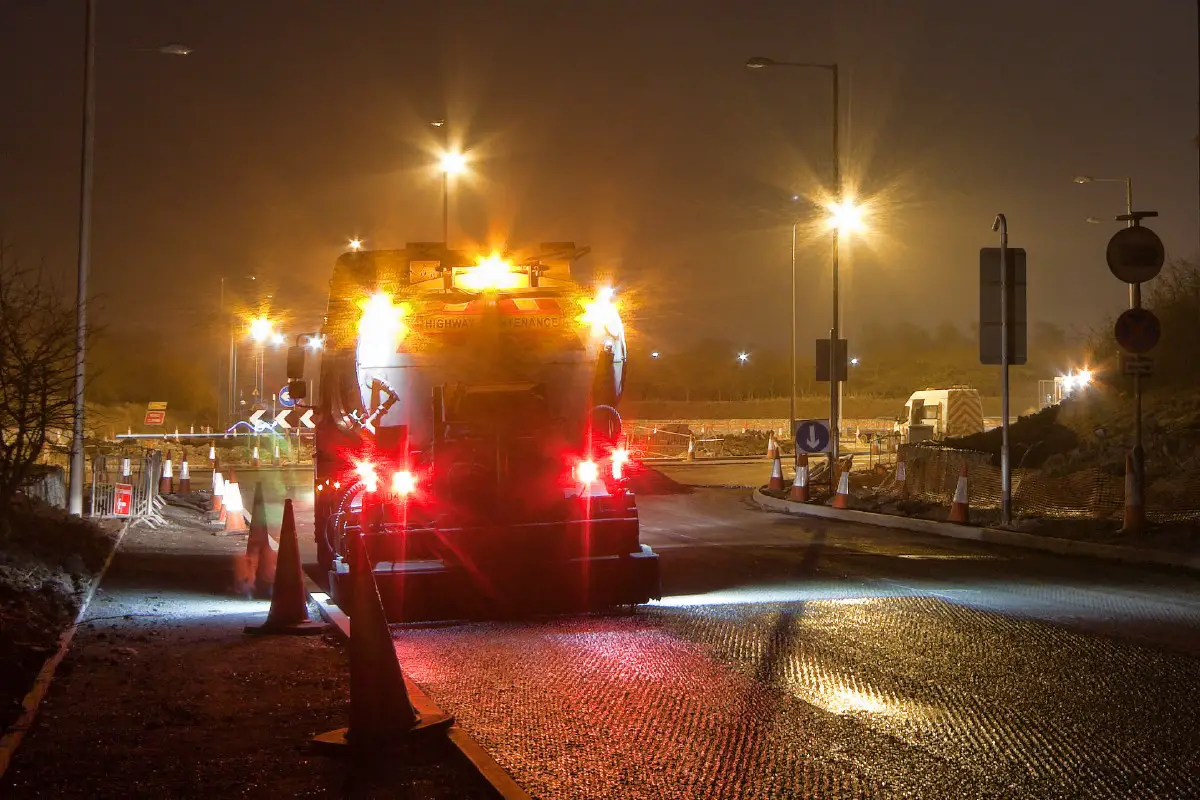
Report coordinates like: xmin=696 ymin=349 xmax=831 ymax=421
xmin=328 ymin=515 xmax=660 ymax=623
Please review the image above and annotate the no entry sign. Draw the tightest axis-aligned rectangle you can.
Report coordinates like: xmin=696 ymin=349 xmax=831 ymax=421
xmin=1114 ymin=307 xmax=1161 ymax=354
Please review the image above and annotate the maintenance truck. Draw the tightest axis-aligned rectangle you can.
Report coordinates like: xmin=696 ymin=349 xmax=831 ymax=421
xmin=288 ymin=242 xmax=661 ymax=621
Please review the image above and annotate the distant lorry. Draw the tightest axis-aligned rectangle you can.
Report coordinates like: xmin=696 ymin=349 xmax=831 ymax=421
xmin=894 ymin=387 xmax=985 ymax=443
xmin=287 ymin=241 xmax=660 ymax=622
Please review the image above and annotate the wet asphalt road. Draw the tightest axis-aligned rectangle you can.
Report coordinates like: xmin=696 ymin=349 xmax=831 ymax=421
xmin=234 ymin=467 xmax=1200 ymax=799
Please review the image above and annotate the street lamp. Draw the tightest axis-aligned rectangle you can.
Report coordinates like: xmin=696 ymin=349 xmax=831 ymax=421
xmin=348 ymin=237 xmax=363 ymax=252
xmin=748 ymin=54 xmax=845 ymax=466
xmin=68 ymin=0 xmax=190 ymax=515
xmin=737 ymin=352 xmax=750 ymax=364
xmin=1073 ymin=174 xmax=1134 ymax=301
xmin=432 ymin=120 xmax=468 ymax=247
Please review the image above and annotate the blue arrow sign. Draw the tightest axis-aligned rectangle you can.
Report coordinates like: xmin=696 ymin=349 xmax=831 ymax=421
xmin=278 ymin=384 xmax=296 ymax=408
xmin=794 ymin=419 xmax=832 ymax=454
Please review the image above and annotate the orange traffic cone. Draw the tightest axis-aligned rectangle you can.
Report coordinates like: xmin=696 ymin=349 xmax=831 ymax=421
xmin=1120 ymin=453 xmax=1144 ymax=534
xmin=211 ymin=460 xmax=224 ymax=512
xmin=895 ymin=454 xmax=908 ymax=497
xmin=767 ymin=454 xmax=785 ymax=492
xmin=159 ymin=453 xmax=173 ymax=494
xmin=766 ymin=433 xmax=779 ymax=461
xmin=247 ymin=483 xmax=277 ymax=599
xmin=685 ymin=436 xmax=695 ymax=462
xmin=832 ymin=469 xmax=851 ymax=509
xmin=790 ymin=453 xmax=810 ymax=502
xmin=246 ymin=499 xmax=326 ymax=635
xmin=179 ymin=455 xmax=191 ymax=493
xmin=208 ymin=444 xmax=216 ymax=461
xmin=948 ymin=461 xmax=970 ymax=524
xmin=313 ymin=533 xmax=453 ymax=753
xmin=221 ymin=470 xmax=247 ymax=533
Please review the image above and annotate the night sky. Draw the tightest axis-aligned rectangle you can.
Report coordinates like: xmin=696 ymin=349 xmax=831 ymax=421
xmin=2 ymin=1 xmax=1197 ymax=362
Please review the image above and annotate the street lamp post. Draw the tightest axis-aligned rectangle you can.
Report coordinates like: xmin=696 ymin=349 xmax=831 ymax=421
xmin=1073 ymin=173 xmax=1145 ymax=521
xmin=1076 ymin=175 xmax=1134 ymax=300
xmin=67 ymin=1 xmax=189 ymax=515
xmin=747 ymin=56 xmax=842 ymax=467
xmin=789 ymin=221 xmax=799 ymax=437
xmin=432 ymin=120 xmax=449 ymax=244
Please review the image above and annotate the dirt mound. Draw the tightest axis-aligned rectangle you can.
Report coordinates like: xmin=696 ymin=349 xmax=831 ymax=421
xmin=0 ymin=496 xmax=119 ymax=731
xmin=626 ymin=466 xmax=693 ymax=495
xmin=943 ymin=404 xmax=1080 ymax=469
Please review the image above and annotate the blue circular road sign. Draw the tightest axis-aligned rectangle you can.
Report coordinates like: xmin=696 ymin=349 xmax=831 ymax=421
xmin=794 ymin=420 xmax=831 ymax=453
xmin=278 ymin=384 xmax=296 ymax=408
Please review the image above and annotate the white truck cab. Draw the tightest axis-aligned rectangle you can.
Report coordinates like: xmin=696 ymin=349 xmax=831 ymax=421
xmin=895 ymin=387 xmax=984 ymax=443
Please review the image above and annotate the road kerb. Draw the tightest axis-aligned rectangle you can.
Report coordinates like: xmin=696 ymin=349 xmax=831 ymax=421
xmin=752 ymin=488 xmax=1200 ymax=573
xmin=0 ymin=520 xmax=130 ymax=781
xmin=303 ymin=574 xmax=530 ymax=800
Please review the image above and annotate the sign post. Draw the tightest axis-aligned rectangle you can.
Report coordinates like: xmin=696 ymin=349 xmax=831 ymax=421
xmin=1106 ymin=212 xmax=1165 ymax=534
xmin=980 ymin=219 xmax=1024 ymax=525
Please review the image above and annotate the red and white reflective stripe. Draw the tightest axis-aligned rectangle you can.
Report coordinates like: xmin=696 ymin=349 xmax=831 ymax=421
xmin=496 ymin=297 xmax=562 ymax=314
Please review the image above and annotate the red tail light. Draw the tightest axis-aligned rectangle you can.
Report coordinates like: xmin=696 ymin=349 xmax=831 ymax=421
xmin=391 ymin=469 xmax=417 ymax=496
xmin=354 ymin=460 xmax=379 ymax=492
xmin=574 ymin=459 xmax=600 ymax=484
xmin=610 ymin=447 xmax=630 ymax=480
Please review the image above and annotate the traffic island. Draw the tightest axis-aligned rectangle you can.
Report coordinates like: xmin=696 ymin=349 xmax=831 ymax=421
xmin=752 ymin=487 xmax=1200 ymax=573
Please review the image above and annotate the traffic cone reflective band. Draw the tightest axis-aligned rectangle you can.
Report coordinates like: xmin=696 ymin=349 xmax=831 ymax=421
xmin=160 ymin=454 xmax=173 ymax=494
xmin=179 ymin=457 xmax=191 ymax=493
xmin=895 ymin=457 xmax=907 ymax=496
xmin=246 ymin=499 xmax=325 ymax=635
xmin=211 ymin=469 xmax=224 ymax=512
xmin=274 ymin=443 xmax=281 ymax=465
xmin=222 ymin=470 xmax=246 ymax=532
xmin=767 ymin=454 xmax=785 ymax=492
xmin=208 ymin=444 xmax=216 ymax=461
xmin=253 ymin=445 xmax=260 ymax=467
xmin=1120 ymin=453 xmax=1144 ymax=534
xmin=790 ymin=453 xmax=810 ymax=502
xmin=948 ymin=461 xmax=970 ymax=524
xmin=247 ymin=482 xmax=277 ymax=599
xmin=832 ymin=469 xmax=851 ymax=509
xmin=314 ymin=534 xmax=453 ymax=753
xmin=766 ymin=433 xmax=779 ymax=461
xmin=685 ymin=436 xmax=695 ymax=462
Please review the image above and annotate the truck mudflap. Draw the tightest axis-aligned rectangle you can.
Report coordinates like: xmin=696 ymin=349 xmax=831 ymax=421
xmin=328 ymin=518 xmax=661 ymax=624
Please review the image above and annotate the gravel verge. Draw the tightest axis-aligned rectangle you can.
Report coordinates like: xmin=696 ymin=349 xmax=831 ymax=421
xmin=2 ymin=502 xmax=490 ymax=798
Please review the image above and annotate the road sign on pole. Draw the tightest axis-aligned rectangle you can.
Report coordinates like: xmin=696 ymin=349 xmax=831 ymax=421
xmin=1121 ymin=353 xmax=1154 ymax=376
xmin=979 ymin=247 xmax=1027 ymax=365
xmin=278 ymin=384 xmax=296 ymax=408
xmin=1106 ymin=226 xmax=1164 ymax=284
xmin=794 ymin=420 xmax=832 ymax=454
xmin=1114 ymin=307 xmax=1161 ymax=354
xmin=814 ymin=339 xmax=848 ymax=382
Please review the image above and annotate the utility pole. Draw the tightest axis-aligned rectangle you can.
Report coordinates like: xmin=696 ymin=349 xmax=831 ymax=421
xmin=68 ymin=0 xmax=97 ymax=516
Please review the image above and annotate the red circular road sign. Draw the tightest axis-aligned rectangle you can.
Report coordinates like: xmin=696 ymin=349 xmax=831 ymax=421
xmin=1106 ymin=226 xmax=1165 ymax=284
xmin=1114 ymin=307 xmax=1161 ymax=354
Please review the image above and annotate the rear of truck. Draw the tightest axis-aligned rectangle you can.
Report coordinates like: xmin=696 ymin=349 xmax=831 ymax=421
xmin=309 ymin=243 xmax=660 ymax=622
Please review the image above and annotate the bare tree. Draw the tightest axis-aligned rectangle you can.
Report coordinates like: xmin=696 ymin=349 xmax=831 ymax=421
xmin=0 ymin=241 xmax=77 ymax=513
